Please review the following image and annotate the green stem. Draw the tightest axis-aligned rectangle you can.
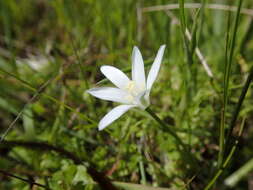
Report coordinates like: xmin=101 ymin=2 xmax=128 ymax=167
xmin=204 ymin=118 xmax=245 ymax=190
xmin=225 ymin=66 xmax=253 ymax=153
xmin=219 ymin=0 xmax=243 ymax=168
xmin=218 ymin=107 xmax=225 ymax=167
xmin=145 ymin=107 xmax=197 ymax=167
xmin=219 ymin=8 xmax=231 ymax=169
xmin=204 ymin=141 xmax=238 ymax=190
xmin=145 ymin=107 xmax=185 ymax=149
xmin=205 ymin=65 xmax=252 ymax=190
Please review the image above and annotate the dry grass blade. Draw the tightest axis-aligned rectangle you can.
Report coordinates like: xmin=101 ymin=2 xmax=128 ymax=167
xmin=165 ymin=11 xmax=213 ymax=78
xmin=142 ymin=3 xmax=253 ymax=17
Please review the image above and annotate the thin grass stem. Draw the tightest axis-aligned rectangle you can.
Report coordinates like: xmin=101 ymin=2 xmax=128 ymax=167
xmin=225 ymin=66 xmax=253 ymax=153
xmin=218 ymin=0 xmax=243 ymax=168
xmin=205 ymin=63 xmax=252 ymax=190
xmin=204 ymin=118 xmax=245 ymax=190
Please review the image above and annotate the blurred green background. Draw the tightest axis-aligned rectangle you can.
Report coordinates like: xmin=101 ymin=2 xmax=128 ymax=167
xmin=0 ymin=0 xmax=253 ymax=189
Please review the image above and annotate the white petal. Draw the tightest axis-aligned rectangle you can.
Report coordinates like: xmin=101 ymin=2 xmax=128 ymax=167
xmin=98 ymin=105 xmax=136 ymax=130
xmin=87 ymin=87 xmax=130 ymax=104
xmin=131 ymin=46 xmax=146 ymax=89
xmin=146 ymin=45 xmax=166 ymax=90
xmin=101 ymin=65 xmax=130 ymax=89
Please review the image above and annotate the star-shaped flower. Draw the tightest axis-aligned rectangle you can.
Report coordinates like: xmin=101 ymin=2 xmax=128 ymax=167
xmin=87 ymin=45 xmax=166 ymax=130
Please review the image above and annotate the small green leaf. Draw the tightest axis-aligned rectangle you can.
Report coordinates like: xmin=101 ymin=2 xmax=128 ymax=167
xmin=73 ymin=165 xmax=93 ymax=185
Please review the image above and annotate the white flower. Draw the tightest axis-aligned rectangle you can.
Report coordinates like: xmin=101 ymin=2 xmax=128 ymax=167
xmin=87 ymin=45 xmax=166 ymax=130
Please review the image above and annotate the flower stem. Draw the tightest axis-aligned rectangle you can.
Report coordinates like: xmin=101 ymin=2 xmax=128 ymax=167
xmin=145 ymin=107 xmax=184 ymax=147
xmin=145 ymin=107 xmax=197 ymax=167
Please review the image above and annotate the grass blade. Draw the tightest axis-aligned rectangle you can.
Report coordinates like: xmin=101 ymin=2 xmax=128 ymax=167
xmin=218 ymin=0 xmax=243 ymax=168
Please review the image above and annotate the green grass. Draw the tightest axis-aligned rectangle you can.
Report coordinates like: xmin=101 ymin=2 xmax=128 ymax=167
xmin=0 ymin=0 xmax=253 ymax=190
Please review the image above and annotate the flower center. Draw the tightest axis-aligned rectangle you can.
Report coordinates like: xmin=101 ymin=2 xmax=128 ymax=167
xmin=124 ymin=81 xmax=141 ymax=104
xmin=124 ymin=80 xmax=149 ymax=109
xmin=125 ymin=81 xmax=138 ymax=95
